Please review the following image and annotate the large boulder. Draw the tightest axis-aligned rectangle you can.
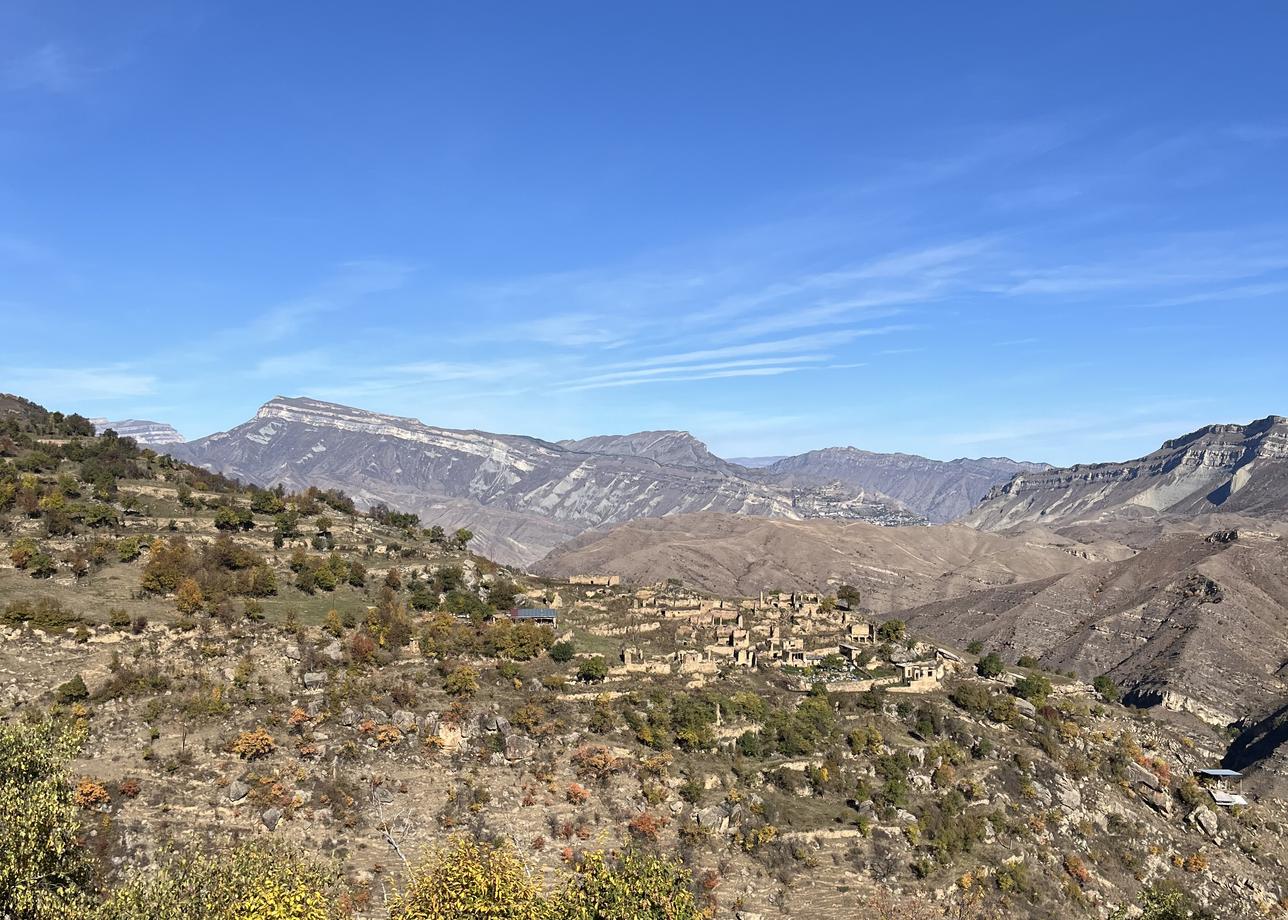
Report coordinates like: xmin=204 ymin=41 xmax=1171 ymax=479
xmin=1188 ymin=805 xmax=1220 ymax=838
xmin=504 ymin=734 xmax=537 ymax=761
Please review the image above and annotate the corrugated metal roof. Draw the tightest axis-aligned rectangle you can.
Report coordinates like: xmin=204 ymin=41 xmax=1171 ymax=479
xmin=1196 ymin=768 xmax=1243 ymax=778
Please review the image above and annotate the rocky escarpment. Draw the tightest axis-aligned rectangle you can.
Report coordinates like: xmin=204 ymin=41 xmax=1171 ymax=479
xmin=968 ymin=415 xmax=1288 ymax=531
xmin=757 ymin=447 xmax=1047 ymax=523
xmin=90 ymin=418 xmax=186 ymax=446
xmin=170 ymin=398 xmax=921 ymax=567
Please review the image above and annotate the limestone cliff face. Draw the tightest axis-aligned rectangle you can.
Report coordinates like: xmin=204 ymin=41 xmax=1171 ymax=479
xmin=968 ymin=416 xmax=1288 ymax=531
xmin=169 ymin=397 xmax=917 ymax=566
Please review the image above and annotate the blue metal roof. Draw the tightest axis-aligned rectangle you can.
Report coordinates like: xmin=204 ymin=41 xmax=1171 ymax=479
xmin=1195 ymin=768 xmax=1243 ymax=778
xmin=514 ymin=608 xmax=558 ymax=618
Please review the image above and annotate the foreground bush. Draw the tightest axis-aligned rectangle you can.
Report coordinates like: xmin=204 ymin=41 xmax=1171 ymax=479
xmin=554 ymin=850 xmax=706 ymax=920
xmin=390 ymin=837 xmax=708 ymax=920
xmin=390 ymin=837 xmax=547 ymax=920
xmin=84 ymin=841 xmax=338 ymax=920
xmin=0 ymin=719 xmax=96 ymax=920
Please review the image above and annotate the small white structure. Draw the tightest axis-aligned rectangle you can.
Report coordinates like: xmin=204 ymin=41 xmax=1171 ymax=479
xmin=1195 ymin=768 xmax=1247 ymax=806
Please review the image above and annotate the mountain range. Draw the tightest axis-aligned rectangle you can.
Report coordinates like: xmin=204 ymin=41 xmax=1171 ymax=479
xmin=534 ymin=415 xmax=1288 ymax=788
xmin=165 ymin=396 xmax=1037 ymax=566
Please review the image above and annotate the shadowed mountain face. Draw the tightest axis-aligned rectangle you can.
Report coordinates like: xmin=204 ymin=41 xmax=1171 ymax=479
xmin=967 ymin=416 xmax=1288 ymax=532
xmin=168 ymin=398 xmax=920 ymax=566
xmin=533 ymin=510 xmax=1122 ymax=609
xmin=894 ymin=527 xmax=1288 ymax=787
xmin=90 ymin=418 xmax=185 ymax=446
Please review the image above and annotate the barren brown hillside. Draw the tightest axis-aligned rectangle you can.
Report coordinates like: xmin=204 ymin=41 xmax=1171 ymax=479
xmin=534 ymin=512 xmax=1132 ymax=610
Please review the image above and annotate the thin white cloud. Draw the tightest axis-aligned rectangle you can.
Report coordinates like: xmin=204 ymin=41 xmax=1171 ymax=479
xmin=569 ymin=355 xmax=828 ymax=387
xmin=5 ymin=43 xmax=80 ymax=93
xmin=558 ymin=365 xmax=810 ymax=393
xmin=2 ymin=365 xmax=157 ymax=403
xmin=245 ymin=259 xmax=414 ymax=342
xmin=252 ymin=349 xmax=332 ymax=377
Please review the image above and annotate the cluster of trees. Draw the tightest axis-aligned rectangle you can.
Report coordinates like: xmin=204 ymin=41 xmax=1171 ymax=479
xmin=605 ymin=685 xmax=837 ymax=760
xmin=141 ymin=535 xmax=278 ymax=607
xmin=416 ymin=611 xmax=554 ymax=662
xmin=369 ymin=502 xmax=421 ymax=530
xmin=288 ymin=548 xmax=366 ymax=594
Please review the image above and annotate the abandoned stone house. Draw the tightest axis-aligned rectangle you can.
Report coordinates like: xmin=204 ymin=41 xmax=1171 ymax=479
xmin=570 ymin=574 xmax=621 ymax=587
xmin=618 ymin=646 xmax=670 ymax=676
xmin=890 ymin=652 xmax=955 ymax=693
xmin=843 ymin=618 xmax=877 ymax=644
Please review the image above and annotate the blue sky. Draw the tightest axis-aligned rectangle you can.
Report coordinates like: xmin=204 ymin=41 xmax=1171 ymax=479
xmin=2 ymin=2 xmax=1286 ymax=465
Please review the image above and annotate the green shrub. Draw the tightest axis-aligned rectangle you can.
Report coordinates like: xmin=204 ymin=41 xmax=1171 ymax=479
xmin=55 ymin=675 xmax=89 ymax=704
xmin=576 ymin=657 xmax=609 ymax=683
xmin=1014 ymin=674 xmax=1052 ymax=705
xmin=976 ymin=653 xmax=1004 ymax=679
xmin=1093 ymin=674 xmax=1120 ymax=702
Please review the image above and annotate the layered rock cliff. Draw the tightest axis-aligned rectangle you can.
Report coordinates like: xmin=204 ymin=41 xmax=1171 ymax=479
xmin=968 ymin=416 xmax=1288 ymax=531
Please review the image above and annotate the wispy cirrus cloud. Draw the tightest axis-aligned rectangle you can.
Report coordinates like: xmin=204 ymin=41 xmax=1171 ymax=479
xmin=245 ymin=259 xmax=415 ymax=342
xmin=554 ymin=355 xmax=829 ymax=392
xmin=5 ymin=43 xmax=81 ymax=93
xmin=1 ymin=364 xmax=156 ymax=404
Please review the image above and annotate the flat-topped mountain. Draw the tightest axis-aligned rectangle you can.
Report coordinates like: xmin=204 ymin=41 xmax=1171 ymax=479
xmin=756 ymin=447 xmax=1048 ymax=523
xmin=90 ymin=417 xmax=186 ymax=446
xmin=170 ymin=397 xmax=918 ymax=566
xmin=968 ymin=415 xmax=1288 ymax=532
xmin=558 ymin=430 xmax=743 ymax=475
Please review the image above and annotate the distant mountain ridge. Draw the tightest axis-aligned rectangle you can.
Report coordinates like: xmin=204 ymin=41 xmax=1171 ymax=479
xmin=558 ymin=430 xmax=744 ymax=475
xmin=968 ymin=415 xmax=1288 ymax=531
xmin=170 ymin=397 xmax=923 ymax=566
xmin=90 ymin=418 xmax=186 ymax=446
xmin=753 ymin=447 xmax=1049 ymax=523
xmin=166 ymin=396 xmax=1055 ymax=565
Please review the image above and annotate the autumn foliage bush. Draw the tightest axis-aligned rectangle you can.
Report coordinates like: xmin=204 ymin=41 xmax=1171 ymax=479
xmin=231 ymin=728 xmax=276 ymax=760
xmin=72 ymin=779 xmax=111 ymax=810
